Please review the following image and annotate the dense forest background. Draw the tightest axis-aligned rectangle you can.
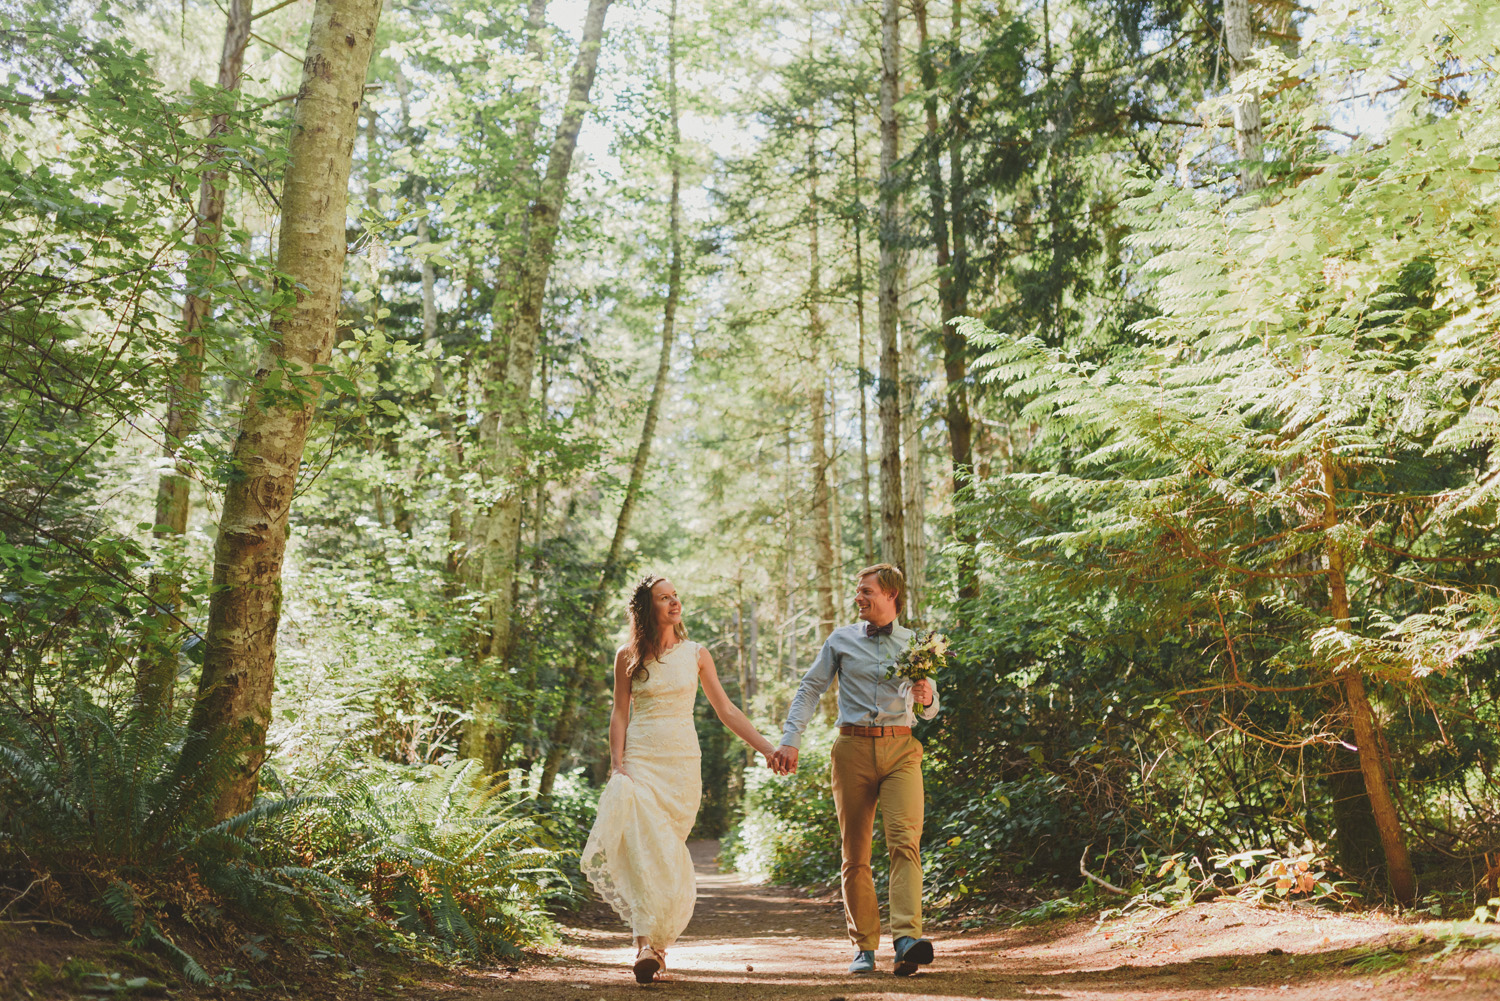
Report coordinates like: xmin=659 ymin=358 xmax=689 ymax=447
xmin=2 ymin=0 xmax=1499 ymax=988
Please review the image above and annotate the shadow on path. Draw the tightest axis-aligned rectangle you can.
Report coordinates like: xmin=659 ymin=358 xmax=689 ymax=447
xmin=454 ymin=840 xmax=1499 ymax=1001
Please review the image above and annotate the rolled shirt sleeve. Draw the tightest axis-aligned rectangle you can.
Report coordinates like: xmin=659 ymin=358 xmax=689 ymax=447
xmin=780 ymin=636 xmax=838 ymax=749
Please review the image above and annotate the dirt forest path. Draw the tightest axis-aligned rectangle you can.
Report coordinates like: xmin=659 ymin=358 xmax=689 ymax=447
xmin=434 ymin=841 xmax=1500 ymax=1001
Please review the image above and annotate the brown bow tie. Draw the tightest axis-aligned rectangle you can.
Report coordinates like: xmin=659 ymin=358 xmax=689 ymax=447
xmin=865 ymin=621 xmax=894 ymax=638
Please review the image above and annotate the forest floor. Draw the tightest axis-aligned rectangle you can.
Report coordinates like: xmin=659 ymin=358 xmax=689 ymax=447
xmin=6 ymin=842 xmax=1499 ymax=999
xmin=429 ymin=841 xmax=1500 ymax=1001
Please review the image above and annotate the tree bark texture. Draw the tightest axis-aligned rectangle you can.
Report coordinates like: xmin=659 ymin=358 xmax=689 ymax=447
xmin=359 ymin=104 xmax=389 ymax=529
xmin=943 ymin=0 xmax=978 ymax=599
xmin=1327 ymin=745 xmax=1384 ymax=883
xmin=900 ymin=281 xmax=926 ymax=622
xmin=463 ymin=0 xmax=613 ymax=767
xmin=461 ymin=0 xmax=551 ymax=594
xmin=876 ymin=0 xmax=906 ymax=574
xmin=1320 ymin=452 xmax=1416 ymax=904
xmin=495 ymin=0 xmax=554 ymax=304
xmin=139 ymin=0 xmax=254 ymax=718
xmin=827 ymin=380 xmax=844 ymax=571
xmin=1223 ymin=0 xmax=1264 ymax=191
xmin=418 ymin=209 xmax=468 ymax=588
xmin=808 ymin=111 xmax=837 ymax=644
xmin=534 ymin=0 xmax=672 ymax=798
xmin=783 ymin=429 xmax=798 ymax=679
xmin=187 ymin=0 xmax=382 ymax=821
xmin=850 ymin=97 xmax=876 ymax=565
xmin=475 ymin=0 xmax=611 ymax=660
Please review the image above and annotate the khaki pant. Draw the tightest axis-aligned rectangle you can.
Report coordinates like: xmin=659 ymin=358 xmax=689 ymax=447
xmin=830 ymin=733 xmax=924 ymax=949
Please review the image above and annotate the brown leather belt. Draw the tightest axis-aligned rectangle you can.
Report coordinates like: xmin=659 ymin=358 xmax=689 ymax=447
xmin=839 ymin=725 xmax=911 ymax=737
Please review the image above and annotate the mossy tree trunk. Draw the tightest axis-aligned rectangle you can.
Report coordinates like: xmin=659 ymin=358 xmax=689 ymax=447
xmin=1224 ymin=0 xmax=1264 ymax=191
xmin=876 ymin=0 xmax=906 ymax=574
xmin=186 ymin=0 xmax=382 ymax=820
xmin=139 ymin=0 xmax=254 ymax=720
xmin=1320 ymin=451 xmax=1416 ymax=904
xmin=534 ymin=0 xmax=675 ymax=798
xmin=807 ymin=88 xmax=836 ymax=645
xmin=462 ymin=0 xmax=614 ymax=773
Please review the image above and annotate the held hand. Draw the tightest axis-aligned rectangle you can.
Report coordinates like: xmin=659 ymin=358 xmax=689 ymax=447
xmin=771 ymin=745 xmax=799 ymax=775
xmin=911 ymin=679 xmax=934 ymax=707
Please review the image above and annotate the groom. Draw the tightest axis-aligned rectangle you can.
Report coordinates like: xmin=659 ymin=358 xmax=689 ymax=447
xmin=771 ymin=564 xmax=938 ymax=977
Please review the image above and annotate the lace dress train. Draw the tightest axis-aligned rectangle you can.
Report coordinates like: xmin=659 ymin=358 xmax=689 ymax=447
xmin=581 ymin=640 xmax=703 ymax=948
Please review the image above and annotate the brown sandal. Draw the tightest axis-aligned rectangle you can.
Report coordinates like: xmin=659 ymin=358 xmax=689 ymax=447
xmin=633 ymin=945 xmax=662 ymax=984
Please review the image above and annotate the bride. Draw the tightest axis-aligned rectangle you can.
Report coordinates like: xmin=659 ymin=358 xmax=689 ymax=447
xmin=581 ymin=574 xmax=778 ymax=984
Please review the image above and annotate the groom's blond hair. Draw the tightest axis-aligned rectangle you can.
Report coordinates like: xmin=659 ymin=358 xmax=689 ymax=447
xmin=855 ymin=563 xmax=905 ymax=616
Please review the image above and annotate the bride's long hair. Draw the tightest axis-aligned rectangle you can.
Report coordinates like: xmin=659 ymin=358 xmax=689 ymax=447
xmin=626 ymin=574 xmax=686 ymax=683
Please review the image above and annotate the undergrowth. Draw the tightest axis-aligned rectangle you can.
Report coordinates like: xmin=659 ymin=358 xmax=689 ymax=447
xmin=0 ymin=695 xmax=564 ymax=987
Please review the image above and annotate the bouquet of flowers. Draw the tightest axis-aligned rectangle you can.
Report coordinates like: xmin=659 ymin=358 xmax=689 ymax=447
xmin=887 ymin=631 xmax=948 ymax=684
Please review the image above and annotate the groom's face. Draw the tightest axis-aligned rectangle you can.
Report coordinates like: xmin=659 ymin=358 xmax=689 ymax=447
xmin=854 ymin=575 xmax=897 ymax=624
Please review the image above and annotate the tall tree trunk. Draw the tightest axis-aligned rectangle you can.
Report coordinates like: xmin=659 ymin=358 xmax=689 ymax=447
xmin=747 ymin=599 xmax=758 ymax=697
xmin=185 ymin=0 xmax=382 ymax=820
xmin=915 ymin=1 xmax=950 ymax=317
xmin=807 ymin=106 xmax=837 ymax=644
xmin=492 ymin=336 xmax=549 ymax=770
xmin=139 ymin=0 xmax=254 ymax=719
xmin=897 ymin=245 xmax=925 ymax=623
xmin=913 ymin=0 xmax=960 ymax=618
xmin=876 ymin=0 xmax=906 ymax=573
xmin=534 ymin=0 xmax=674 ymax=798
xmin=1320 ymin=451 xmax=1416 ymax=904
xmin=459 ymin=0 xmax=549 ymax=597
xmin=463 ymin=0 xmax=613 ymax=768
xmin=947 ymin=0 xmax=978 ymax=599
xmin=1223 ymin=0 xmax=1264 ymax=191
xmin=850 ymin=98 xmax=876 ymax=565
xmin=417 ymin=209 xmax=467 ymax=587
xmin=479 ymin=0 xmax=553 ymax=344
xmin=735 ymin=596 xmax=747 ymax=696
xmin=827 ymin=378 xmax=844 ymax=572
xmin=900 ymin=322 xmax=926 ymax=622
xmin=1327 ymin=746 xmax=1384 ymax=883
xmin=360 ymin=104 xmax=390 ymax=529
xmin=783 ymin=429 xmax=798 ymax=678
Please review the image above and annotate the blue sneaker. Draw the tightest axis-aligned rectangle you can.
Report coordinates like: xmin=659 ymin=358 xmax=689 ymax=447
xmin=893 ymin=936 xmax=934 ymax=977
xmin=848 ymin=949 xmax=876 ymax=974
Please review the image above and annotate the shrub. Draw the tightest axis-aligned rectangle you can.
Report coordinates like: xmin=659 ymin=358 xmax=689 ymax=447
xmin=279 ymin=759 xmax=562 ymax=958
xmin=532 ymin=766 xmax=602 ymax=906
xmin=724 ymin=725 xmax=842 ymax=887
xmin=0 ymin=696 xmax=346 ymax=985
xmin=0 ymin=696 xmax=565 ymax=983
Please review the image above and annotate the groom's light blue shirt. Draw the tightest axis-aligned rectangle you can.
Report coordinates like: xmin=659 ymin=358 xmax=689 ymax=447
xmin=779 ymin=621 xmax=941 ymax=749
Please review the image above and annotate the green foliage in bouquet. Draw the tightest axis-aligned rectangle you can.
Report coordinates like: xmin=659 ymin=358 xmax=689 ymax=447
xmin=888 ymin=631 xmax=948 ymax=683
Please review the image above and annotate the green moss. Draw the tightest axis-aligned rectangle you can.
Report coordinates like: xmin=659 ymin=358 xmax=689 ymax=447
xmin=60 ymin=956 xmax=104 ymax=980
xmin=28 ymin=961 xmax=57 ymax=987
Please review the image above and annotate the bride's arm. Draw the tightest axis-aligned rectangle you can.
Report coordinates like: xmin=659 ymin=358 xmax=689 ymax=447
xmin=697 ymin=645 xmax=777 ymax=761
xmin=608 ymin=646 xmax=632 ymax=776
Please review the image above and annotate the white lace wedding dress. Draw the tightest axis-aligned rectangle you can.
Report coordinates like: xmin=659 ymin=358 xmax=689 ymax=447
xmin=581 ymin=640 xmax=702 ymax=948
